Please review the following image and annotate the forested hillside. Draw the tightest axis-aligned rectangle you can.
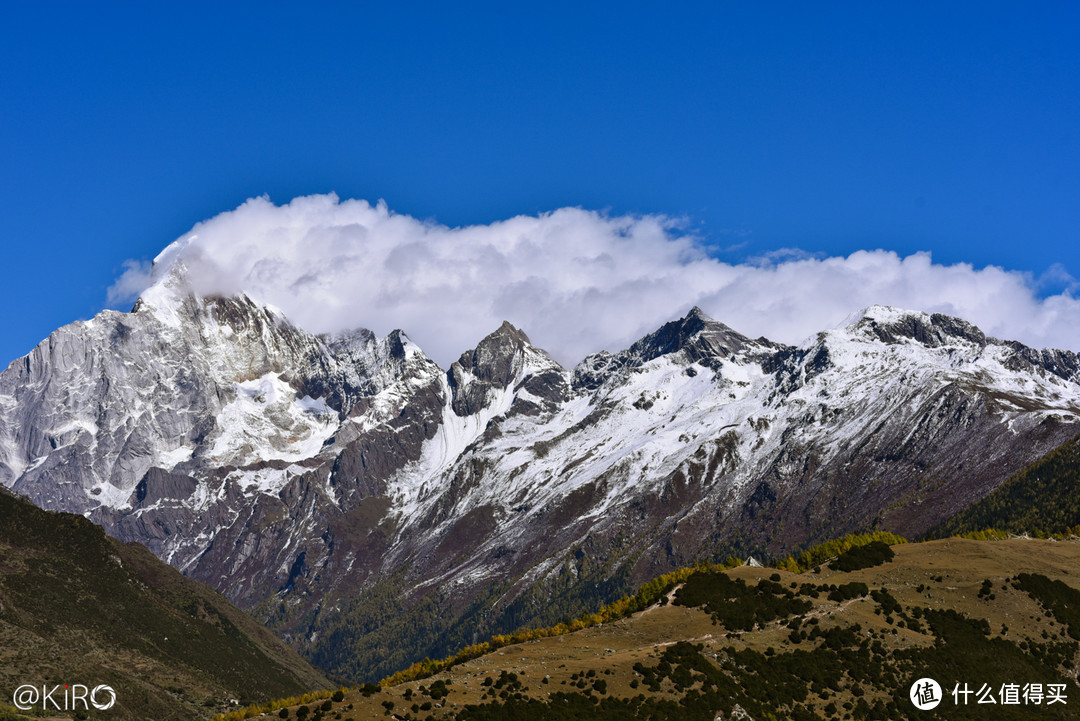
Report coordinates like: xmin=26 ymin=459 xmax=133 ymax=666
xmin=934 ymin=435 xmax=1080 ymax=538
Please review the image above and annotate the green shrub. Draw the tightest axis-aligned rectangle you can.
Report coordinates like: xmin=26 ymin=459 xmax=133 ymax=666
xmin=674 ymin=572 xmax=811 ymax=630
xmin=827 ymin=582 xmax=868 ymax=602
xmin=832 ymin=541 xmax=894 ymax=572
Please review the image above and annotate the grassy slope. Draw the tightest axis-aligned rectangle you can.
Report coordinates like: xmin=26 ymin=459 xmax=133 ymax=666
xmin=933 ymin=434 xmax=1080 ymax=538
xmin=269 ymin=538 xmax=1080 ymax=721
xmin=0 ymin=488 xmax=329 ymax=721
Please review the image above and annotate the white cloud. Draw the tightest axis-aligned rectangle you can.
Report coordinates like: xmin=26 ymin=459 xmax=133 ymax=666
xmin=107 ymin=259 xmax=154 ymax=305
xmin=110 ymin=193 xmax=1080 ymax=367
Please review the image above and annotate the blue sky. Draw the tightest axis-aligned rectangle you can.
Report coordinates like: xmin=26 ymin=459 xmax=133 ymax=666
xmin=2 ymin=3 xmax=1078 ymax=365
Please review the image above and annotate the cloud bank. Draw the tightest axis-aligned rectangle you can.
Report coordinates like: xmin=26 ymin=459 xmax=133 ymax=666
xmin=111 ymin=193 xmax=1080 ymax=367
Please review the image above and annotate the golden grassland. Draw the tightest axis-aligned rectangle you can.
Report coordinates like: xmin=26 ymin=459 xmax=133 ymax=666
xmin=217 ymin=532 xmax=1080 ymax=721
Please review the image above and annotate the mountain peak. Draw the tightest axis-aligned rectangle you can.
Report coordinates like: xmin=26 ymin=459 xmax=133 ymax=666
xmin=386 ymin=328 xmax=429 ymax=361
xmin=843 ymin=305 xmax=987 ymax=348
xmin=131 ymin=259 xmax=195 ymax=325
xmin=491 ymin=319 xmax=531 ymax=344
xmin=454 ymin=321 xmax=554 ymax=374
xmin=448 ymin=321 xmax=565 ymax=416
xmin=845 ymin=304 xmax=924 ymax=327
xmin=621 ymin=307 xmax=765 ymax=369
xmin=685 ymin=305 xmax=714 ymax=322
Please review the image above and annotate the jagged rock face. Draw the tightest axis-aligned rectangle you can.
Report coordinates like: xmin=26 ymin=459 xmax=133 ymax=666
xmin=448 ymin=321 xmax=568 ymax=417
xmin=3 ymin=283 xmax=1080 ymax=680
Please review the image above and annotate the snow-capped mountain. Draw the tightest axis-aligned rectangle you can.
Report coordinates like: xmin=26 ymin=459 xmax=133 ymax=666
xmin=3 ymin=263 xmax=1079 ymax=679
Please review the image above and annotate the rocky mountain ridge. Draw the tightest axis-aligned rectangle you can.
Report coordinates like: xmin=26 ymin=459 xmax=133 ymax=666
xmin=3 ymin=266 xmax=1080 ymax=680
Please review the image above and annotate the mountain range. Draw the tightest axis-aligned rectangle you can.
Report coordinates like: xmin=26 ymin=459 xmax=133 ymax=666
xmin=3 ymin=260 xmax=1080 ymax=680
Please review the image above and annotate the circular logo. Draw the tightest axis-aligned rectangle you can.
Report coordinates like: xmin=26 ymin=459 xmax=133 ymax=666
xmin=910 ymin=677 xmax=942 ymax=710
xmin=91 ymin=685 xmax=117 ymax=711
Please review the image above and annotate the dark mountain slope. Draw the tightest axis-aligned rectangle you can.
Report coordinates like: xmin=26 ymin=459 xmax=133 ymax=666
xmin=933 ymin=434 xmax=1080 ymax=538
xmin=0 ymin=487 xmax=329 ymax=721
